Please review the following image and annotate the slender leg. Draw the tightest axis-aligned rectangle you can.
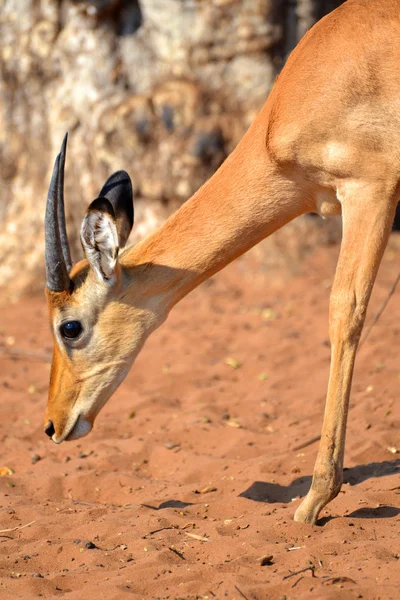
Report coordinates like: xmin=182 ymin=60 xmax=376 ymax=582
xmin=294 ymin=185 xmax=397 ymax=525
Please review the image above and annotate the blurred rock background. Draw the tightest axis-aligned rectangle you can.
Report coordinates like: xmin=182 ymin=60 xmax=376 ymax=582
xmin=0 ymin=0 xmax=344 ymax=297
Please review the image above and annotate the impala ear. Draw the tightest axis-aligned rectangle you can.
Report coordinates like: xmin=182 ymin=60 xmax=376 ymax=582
xmin=98 ymin=170 xmax=133 ymax=248
xmin=80 ymin=198 xmax=119 ymax=285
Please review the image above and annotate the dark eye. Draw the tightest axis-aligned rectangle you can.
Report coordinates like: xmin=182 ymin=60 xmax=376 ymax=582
xmin=60 ymin=321 xmax=83 ymax=340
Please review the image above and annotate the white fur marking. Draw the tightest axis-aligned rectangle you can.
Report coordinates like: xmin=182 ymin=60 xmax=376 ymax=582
xmin=81 ymin=211 xmax=119 ymax=284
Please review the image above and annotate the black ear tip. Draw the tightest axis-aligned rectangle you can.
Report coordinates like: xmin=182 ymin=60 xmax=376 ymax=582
xmin=88 ymin=197 xmax=116 ymax=219
xmin=102 ymin=170 xmax=132 ymax=192
xmin=99 ymin=170 xmax=134 ymax=229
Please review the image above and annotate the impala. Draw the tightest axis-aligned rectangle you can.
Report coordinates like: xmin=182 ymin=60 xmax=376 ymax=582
xmin=44 ymin=0 xmax=400 ymax=524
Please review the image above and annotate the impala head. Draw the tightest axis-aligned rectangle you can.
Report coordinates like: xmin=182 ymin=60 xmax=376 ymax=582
xmin=44 ymin=135 xmax=160 ymax=443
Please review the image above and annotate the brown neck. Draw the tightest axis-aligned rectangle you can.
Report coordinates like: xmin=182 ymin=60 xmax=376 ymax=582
xmin=122 ymin=113 xmax=308 ymax=310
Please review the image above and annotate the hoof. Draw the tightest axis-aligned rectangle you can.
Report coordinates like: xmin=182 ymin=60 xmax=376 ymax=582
xmin=294 ymin=498 xmax=320 ymax=525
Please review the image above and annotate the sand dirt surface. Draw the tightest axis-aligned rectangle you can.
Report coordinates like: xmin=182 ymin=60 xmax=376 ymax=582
xmin=0 ymin=243 xmax=399 ymax=600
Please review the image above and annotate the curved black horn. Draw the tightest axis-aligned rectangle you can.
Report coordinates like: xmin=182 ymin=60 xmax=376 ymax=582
xmin=58 ymin=133 xmax=72 ymax=272
xmin=45 ymin=134 xmax=71 ymax=292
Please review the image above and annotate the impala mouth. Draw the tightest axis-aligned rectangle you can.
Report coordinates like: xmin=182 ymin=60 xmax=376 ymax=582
xmin=52 ymin=414 xmax=92 ymax=444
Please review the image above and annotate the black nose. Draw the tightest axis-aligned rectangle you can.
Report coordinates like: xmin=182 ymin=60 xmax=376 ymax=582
xmin=44 ymin=420 xmax=55 ymax=438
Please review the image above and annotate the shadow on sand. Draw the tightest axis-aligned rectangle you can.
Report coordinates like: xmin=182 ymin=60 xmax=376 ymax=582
xmin=141 ymin=500 xmax=193 ymax=511
xmin=239 ymin=458 xmax=400 ymax=509
xmin=141 ymin=460 xmax=399 ymax=519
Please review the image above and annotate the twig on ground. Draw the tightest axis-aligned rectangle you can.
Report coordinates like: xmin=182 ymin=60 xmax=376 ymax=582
xmin=360 ymin=267 xmax=400 ymax=348
xmin=283 ymin=565 xmax=315 ymax=580
xmin=143 ymin=526 xmax=178 ymax=539
xmin=0 ymin=520 xmax=36 ymax=534
xmin=234 ymin=584 xmax=251 ymax=600
xmin=71 ymin=499 xmax=99 ymax=507
xmin=168 ymin=545 xmax=185 ymax=560
xmin=292 ymin=576 xmax=304 ymax=588
xmin=185 ymin=532 xmax=210 ymax=542
xmin=292 ymin=435 xmax=321 ymax=452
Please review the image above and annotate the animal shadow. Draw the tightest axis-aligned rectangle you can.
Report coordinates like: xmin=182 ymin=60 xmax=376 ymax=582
xmin=141 ymin=500 xmax=193 ymax=510
xmin=239 ymin=477 xmax=311 ymax=504
xmin=346 ymin=505 xmax=400 ymax=519
xmin=239 ymin=458 xmax=400 ymax=506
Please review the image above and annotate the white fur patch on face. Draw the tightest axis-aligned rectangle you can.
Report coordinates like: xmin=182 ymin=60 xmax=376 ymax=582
xmin=81 ymin=210 xmax=119 ymax=284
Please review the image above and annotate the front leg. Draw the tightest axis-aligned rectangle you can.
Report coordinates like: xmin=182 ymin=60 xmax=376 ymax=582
xmin=295 ymin=184 xmax=397 ymax=525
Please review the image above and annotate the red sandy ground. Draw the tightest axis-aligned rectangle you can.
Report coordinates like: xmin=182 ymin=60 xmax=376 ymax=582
xmin=0 ymin=241 xmax=399 ymax=600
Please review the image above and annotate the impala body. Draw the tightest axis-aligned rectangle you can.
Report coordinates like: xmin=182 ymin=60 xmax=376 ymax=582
xmin=44 ymin=0 xmax=400 ymax=524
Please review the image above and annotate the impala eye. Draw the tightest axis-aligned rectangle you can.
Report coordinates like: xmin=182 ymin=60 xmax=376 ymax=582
xmin=60 ymin=321 xmax=83 ymax=340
